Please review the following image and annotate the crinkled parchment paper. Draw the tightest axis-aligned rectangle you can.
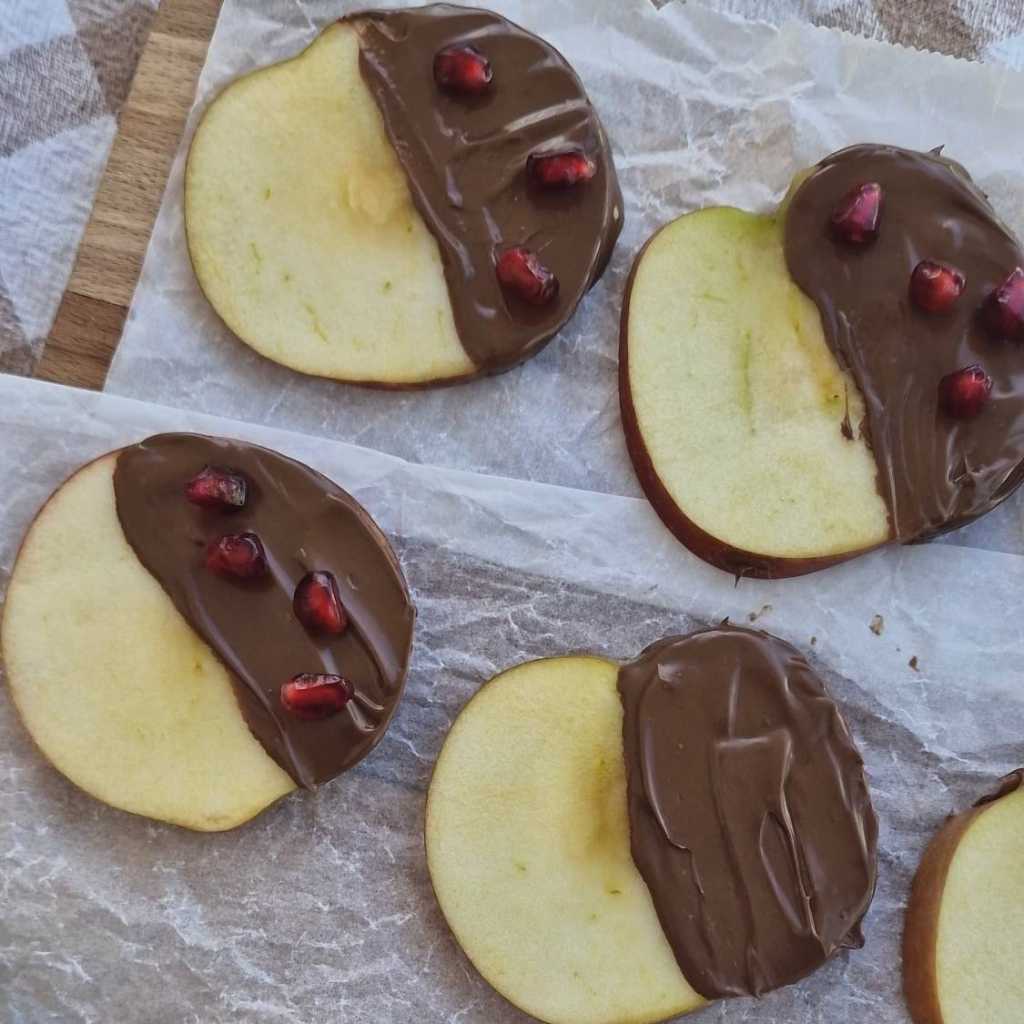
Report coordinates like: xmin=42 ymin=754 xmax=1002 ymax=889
xmin=9 ymin=1 xmax=1024 ymax=1019
xmin=105 ymin=0 xmax=1024 ymax=552
xmin=2 ymin=376 xmax=1023 ymax=1022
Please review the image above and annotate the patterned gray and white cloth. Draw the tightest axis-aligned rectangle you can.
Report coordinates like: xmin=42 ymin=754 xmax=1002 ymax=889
xmin=1 ymin=0 xmax=1023 ymax=376
xmin=0 ymin=0 xmax=157 ymax=374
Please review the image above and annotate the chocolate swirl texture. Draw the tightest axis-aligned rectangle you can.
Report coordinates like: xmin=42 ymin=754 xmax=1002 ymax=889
xmin=349 ymin=4 xmax=623 ymax=372
xmin=618 ymin=627 xmax=877 ymax=999
xmin=113 ymin=434 xmax=415 ymax=789
xmin=785 ymin=144 xmax=1024 ymax=541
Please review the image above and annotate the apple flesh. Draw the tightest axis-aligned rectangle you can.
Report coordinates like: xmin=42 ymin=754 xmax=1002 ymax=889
xmin=620 ymin=205 xmax=891 ymax=578
xmin=185 ymin=22 xmax=474 ymax=387
xmin=1 ymin=454 xmax=295 ymax=830
xmin=425 ymin=655 xmax=704 ymax=1024
xmin=903 ymin=778 xmax=1024 ymax=1024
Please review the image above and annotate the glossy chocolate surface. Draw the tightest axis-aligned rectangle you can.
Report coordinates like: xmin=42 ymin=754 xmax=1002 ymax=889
xmin=618 ymin=627 xmax=877 ymax=998
xmin=114 ymin=434 xmax=415 ymax=789
xmin=349 ymin=4 xmax=623 ymax=373
xmin=785 ymin=144 xmax=1024 ymax=541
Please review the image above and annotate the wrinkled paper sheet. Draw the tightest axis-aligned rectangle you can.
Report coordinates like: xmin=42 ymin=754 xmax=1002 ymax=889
xmin=9 ymin=0 xmax=1024 ymax=1019
xmin=2 ymin=375 xmax=1023 ymax=1023
xmin=105 ymin=0 xmax=1024 ymax=556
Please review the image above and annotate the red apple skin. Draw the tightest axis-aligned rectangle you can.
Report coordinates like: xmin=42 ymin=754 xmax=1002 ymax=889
xmin=618 ymin=223 xmax=889 ymax=580
xmin=901 ymin=774 xmax=1024 ymax=1024
xmin=901 ymin=804 xmax=980 ymax=1024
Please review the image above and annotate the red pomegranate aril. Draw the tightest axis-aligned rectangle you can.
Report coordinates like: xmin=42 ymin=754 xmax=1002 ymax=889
xmin=185 ymin=465 xmax=248 ymax=510
xmin=293 ymin=571 xmax=349 ymax=635
xmin=433 ymin=45 xmax=492 ymax=94
xmin=280 ymin=673 xmax=354 ymax=721
xmin=528 ymin=149 xmax=597 ymax=189
xmin=205 ymin=532 xmax=267 ymax=579
xmin=982 ymin=267 xmax=1024 ymax=342
xmin=910 ymin=260 xmax=965 ymax=314
xmin=496 ymin=247 xmax=558 ymax=306
xmin=939 ymin=365 xmax=992 ymax=419
xmin=830 ymin=182 xmax=883 ymax=245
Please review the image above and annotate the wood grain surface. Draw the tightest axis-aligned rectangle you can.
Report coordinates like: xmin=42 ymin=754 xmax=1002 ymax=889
xmin=35 ymin=0 xmax=222 ymax=390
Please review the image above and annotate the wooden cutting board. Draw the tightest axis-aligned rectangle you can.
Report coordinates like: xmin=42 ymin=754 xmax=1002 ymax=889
xmin=35 ymin=0 xmax=222 ymax=390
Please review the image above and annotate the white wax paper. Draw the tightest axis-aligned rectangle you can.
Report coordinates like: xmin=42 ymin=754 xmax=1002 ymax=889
xmin=104 ymin=0 xmax=1024 ymax=555
xmin=10 ymin=1 xmax=1024 ymax=1019
xmin=2 ymin=375 xmax=1023 ymax=1022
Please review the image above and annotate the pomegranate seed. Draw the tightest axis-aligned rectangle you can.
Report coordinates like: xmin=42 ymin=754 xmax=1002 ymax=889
xmin=939 ymin=365 xmax=992 ymax=419
xmin=293 ymin=571 xmax=349 ymax=635
xmin=910 ymin=260 xmax=965 ymax=314
xmin=280 ymin=673 xmax=354 ymax=720
xmin=830 ymin=182 xmax=883 ymax=245
xmin=528 ymin=149 xmax=597 ymax=189
xmin=185 ymin=465 xmax=247 ymax=510
xmin=205 ymin=532 xmax=267 ymax=579
xmin=433 ymin=45 xmax=492 ymax=95
xmin=496 ymin=247 xmax=558 ymax=306
xmin=982 ymin=267 xmax=1024 ymax=342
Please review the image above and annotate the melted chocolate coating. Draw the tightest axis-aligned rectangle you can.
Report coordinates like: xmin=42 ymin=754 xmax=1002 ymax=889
xmin=785 ymin=144 xmax=1024 ymax=541
xmin=349 ymin=4 xmax=623 ymax=373
xmin=618 ymin=627 xmax=877 ymax=999
xmin=113 ymin=434 xmax=415 ymax=789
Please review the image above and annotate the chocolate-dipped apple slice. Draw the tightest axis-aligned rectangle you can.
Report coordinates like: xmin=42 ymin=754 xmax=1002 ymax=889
xmin=1 ymin=435 xmax=415 ymax=830
xmin=426 ymin=626 xmax=877 ymax=1024
xmin=186 ymin=5 xmax=622 ymax=388
xmin=621 ymin=144 xmax=1024 ymax=578
xmin=904 ymin=770 xmax=1024 ymax=1024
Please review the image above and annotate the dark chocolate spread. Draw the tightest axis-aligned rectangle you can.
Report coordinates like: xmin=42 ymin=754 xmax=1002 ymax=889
xmin=113 ymin=434 xmax=415 ymax=789
xmin=785 ymin=144 xmax=1024 ymax=541
xmin=618 ymin=627 xmax=877 ymax=999
xmin=348 ymin=4 xmax=623 ymax=373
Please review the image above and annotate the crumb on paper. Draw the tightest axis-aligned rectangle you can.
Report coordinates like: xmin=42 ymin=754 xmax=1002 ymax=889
xmin=748 ymin=603 xmax=772 ymax=623
xmin=869 ymin=614 xmax=884 ymax=636
xmin=909 ymin=656 xmax=919 ymax=671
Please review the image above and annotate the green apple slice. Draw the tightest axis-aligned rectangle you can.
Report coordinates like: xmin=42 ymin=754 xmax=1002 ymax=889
xmin=426 ymin=655 xmax=704 ymax=1024
xmin=904 ymin=776 xmax=1024 ymax=1024
xmin=185 ymin=22 xmax=474 ymax=387
xmin=2 ymin=453 xmax=295 ymax=830
xmin=620 ymin=205 xmax=890 ymax=578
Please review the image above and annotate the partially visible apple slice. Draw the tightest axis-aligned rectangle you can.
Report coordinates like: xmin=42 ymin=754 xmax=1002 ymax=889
xmin=1 ymin=454 xmax=295 ymax=831
xmin=425 ymin=655 xmax=704 ymax=1024
xmin=185 ymin=21 xmax=475 ymax=387
xmin=903 ymin=773 xmax=1024 ymax=1024
xmin=620 ymin=205 xmax=891 ymax=578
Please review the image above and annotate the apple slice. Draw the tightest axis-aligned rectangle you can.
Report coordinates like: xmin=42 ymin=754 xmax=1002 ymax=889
xmin=620 ymin=206 xmax=891 ymax=578
xmin=185 ymin=21 xmax=474 ymax=387
xmin=186 ymin=8 xmax=622 ymax=387
xmin=903 ymin=771 xmax=1024 ymax=1024
xmin=1 ymin=454 xmax=295 ymax=830
xmin=425 ymin=655 xmax=705 ymax=1024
